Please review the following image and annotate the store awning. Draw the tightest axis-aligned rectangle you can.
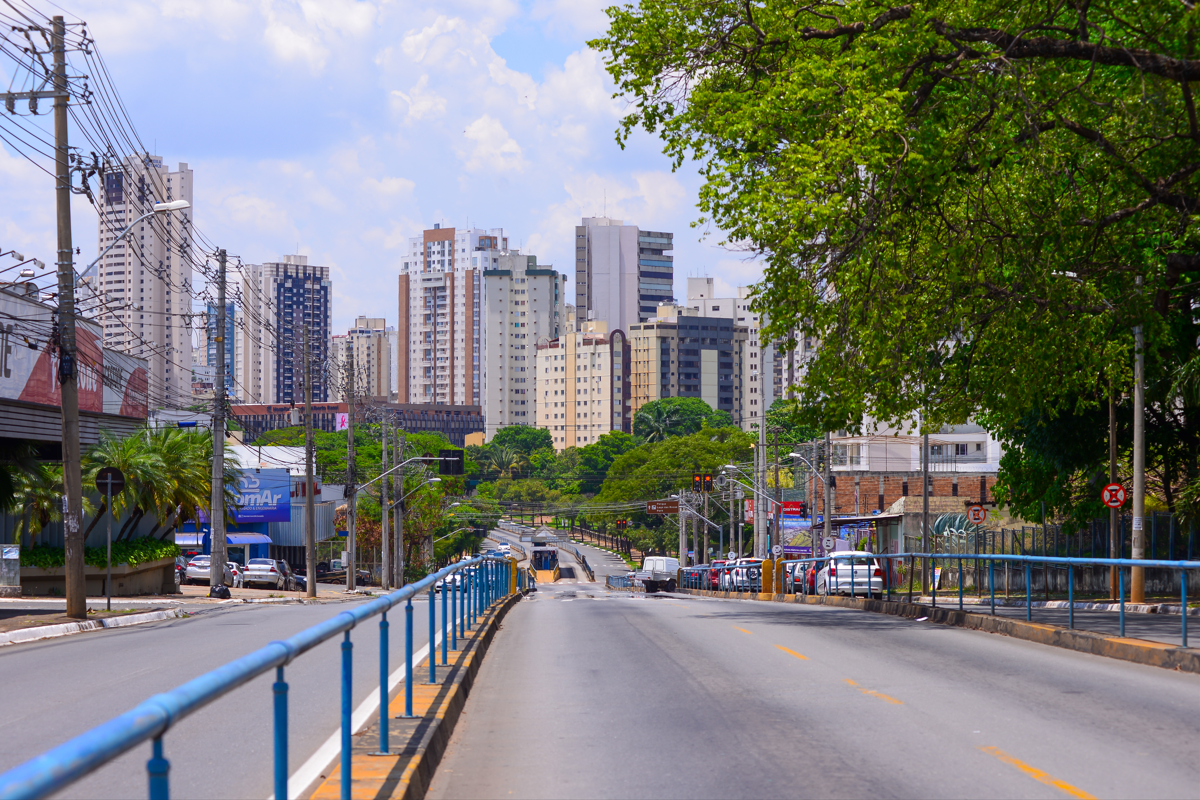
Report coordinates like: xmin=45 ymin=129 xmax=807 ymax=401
xmin=227 ymin=533 xmax=273 ymax=545
xmin=175 ymin=532 xmax=203 ymax=547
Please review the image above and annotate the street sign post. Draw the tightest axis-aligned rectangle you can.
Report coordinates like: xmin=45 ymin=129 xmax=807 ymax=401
xmin=822 ymin=537 xmax=834 ymax=552
xmin=967 ymin=505 xmax=988 ymax=525
xmin=1102 ymin=483 xmax=1127 ymax=509
xmin=727 ymin=550 xmax=736 ymax=560
xmin=646 ymin=499 xmax=680 ymax=515
xmin=771 ymin=544 xmax=783 ymax=557
xmin=95 ymin=467 xmax=125 ymax=612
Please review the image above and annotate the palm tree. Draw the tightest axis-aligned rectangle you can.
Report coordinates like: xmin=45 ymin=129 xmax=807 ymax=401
xmin=484 ymin=444 xmax=526 ymax=478
xmin=12 ymin=463 xmax=79 ymax=548
xmin=635 ymin=403 xmax=684 ymax=443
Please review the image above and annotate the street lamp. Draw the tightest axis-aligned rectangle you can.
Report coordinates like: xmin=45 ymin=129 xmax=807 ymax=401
xmin=81 ymin=200 xmax=191 ymax=282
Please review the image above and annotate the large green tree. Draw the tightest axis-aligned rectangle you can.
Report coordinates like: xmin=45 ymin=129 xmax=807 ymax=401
xmin=593 ymin=0 xmax=1200 ymax=433
xmin=633 ymin=397 xmax=730 ymax=441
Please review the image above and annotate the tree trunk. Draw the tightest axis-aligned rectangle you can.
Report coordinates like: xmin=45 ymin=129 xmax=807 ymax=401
xmin=115 ymin=508 xmax=144 ymax=542
xmin=81 ymin=501 xmax=108 ymax=541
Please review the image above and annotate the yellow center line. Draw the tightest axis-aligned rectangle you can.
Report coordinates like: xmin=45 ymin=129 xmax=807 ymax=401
xmin=775 ymin=645 xmax=808 ymax=660
xmin=978 ymin=746 xmax=1096 ymax=800
xmin=734 ymin=626 xmax=753 ymax=635
xmin=844 ymin=678 xmax=903 ymax=705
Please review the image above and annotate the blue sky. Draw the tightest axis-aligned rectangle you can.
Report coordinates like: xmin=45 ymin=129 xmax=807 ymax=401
xmin=0 ymin=0 xmax=765 ymax=334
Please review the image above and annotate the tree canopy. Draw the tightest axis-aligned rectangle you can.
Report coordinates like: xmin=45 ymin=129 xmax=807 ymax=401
xmin=632 ymin=397 xmax=731 ymax=441
xmin=490 ymin=425 xmax=554 ymax=455
xmin=592 ymin=0 xmax=1200 ymax=434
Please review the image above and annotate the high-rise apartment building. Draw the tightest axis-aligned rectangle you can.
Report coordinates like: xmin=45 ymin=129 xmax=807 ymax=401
xmin=574 ymin=217 xmax=674 ymax=333
xmin=397 ymin=225 xmax=507 ymax=405
xmin=482 ymin=253 xmax=565 ymax=439
xmin=204 ymin=302 xmax=235 ymax=398
xmin=331 ymin=316 xmax=397 ymax=402
xmin=534 ymin=319 xmax=631 ymax=451
xmin=627 ymin=304 xmax=747 ymax=423
xmin=91 ymin=155 xmax=194 ymax=409
xmin=234 ymin=255 xmax=331 ymax=404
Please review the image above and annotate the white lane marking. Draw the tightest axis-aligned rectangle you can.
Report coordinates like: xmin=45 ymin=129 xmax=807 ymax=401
xmin=271 ymin=615 xmax=457 ymax=800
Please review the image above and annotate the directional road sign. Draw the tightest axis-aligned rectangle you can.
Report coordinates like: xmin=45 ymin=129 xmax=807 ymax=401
xmin=646 ymin=499 xmax=679 ymax=514
xmin=1102 ymin=483 xmax=1127 ymax=509
xmin=966 ymin=505 xmax=988 ymax=525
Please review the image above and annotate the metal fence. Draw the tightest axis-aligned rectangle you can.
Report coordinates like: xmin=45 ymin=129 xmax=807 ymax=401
xmin=0 ymin=555 xmax=516 ymax=800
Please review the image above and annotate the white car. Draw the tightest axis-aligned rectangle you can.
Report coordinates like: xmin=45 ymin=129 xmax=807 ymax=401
xmin=724 ymin=558 xmax=764 ymax=591
xmin=497 ymin=543 xmax=513 ymax=556
xmin=184 ymin=556 xmax=232 ymax=586
xmin=815 ymin=551 xmax=884 ymax=597
xmin=243 ymin=558 xmax=290 ymax=590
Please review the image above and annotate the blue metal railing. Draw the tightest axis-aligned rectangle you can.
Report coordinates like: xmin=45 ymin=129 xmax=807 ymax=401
xmin=682 ymin=553 xmax=1198 ymax=647
xmin=0 ymin=556 xmax=516 ymax=800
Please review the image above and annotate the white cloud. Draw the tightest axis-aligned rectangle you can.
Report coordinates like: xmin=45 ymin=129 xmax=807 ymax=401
xmin=391 ymin=75 xmax=447 ymax=123
xmin=363 ymin=176 xmax=416 ymax=196
xmin=530 ymin=0 xmax=610 ymax=38
xmin=461 ymin=114 xmax=525 ymax=173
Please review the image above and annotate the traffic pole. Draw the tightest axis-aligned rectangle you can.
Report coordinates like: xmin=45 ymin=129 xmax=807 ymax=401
xmin=1131 ymin=314 xmax=1146 ymax=603
xmin=210 ymin=250 xmax=228 ymax=595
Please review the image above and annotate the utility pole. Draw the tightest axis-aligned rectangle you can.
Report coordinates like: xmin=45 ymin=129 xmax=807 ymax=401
xmin=381 ymin=414 xmax=390 ymax=591
xmin=210 ymin=250 xmax=228 ymax=595
xmin=50 ymin=16 xmax=84 ymax=619
xmin=678 ymin=506 xmax=686 ymax=564
xmin=346 ymin=347 xmax=357 ymax=592
xmin=823 ymin=431 xmax=832 ymax=552
xmin=773 ymin=428 xmax=781 ymax=553
xmin=1109 ymin=390 xmax=1118 ymax=599
xmin=303 ymin=321 xmax=315 ymax=598
xmin=1131 ymin=313 xmax=1146 ymax=603
xmin=922 ymin=429 xmax=930 ymax=593
xmin=702 ymin=490 xmax=709 ymax=565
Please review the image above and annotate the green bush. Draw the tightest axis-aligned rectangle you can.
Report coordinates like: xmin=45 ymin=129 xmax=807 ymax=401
xmin=20 ymin=539 xmax=180 ymax=570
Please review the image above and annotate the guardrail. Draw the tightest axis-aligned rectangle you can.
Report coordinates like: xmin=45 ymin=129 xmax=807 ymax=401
xmin=679 ymin=553 xmax=1197 ymax=647
xmin=605 ymin=574 xmax=632 ymax=590
xmin=558 ymin=541 xmax=595 ymax=581
xmin=0 ymin=555 xmax=516 ymax=800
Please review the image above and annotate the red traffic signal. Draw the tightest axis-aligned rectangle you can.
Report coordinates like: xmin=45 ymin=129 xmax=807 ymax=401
xmin=692 ymin=474 xmax=702 ymax=492
xmin=702 ymin=474 xmax=713 ymax=492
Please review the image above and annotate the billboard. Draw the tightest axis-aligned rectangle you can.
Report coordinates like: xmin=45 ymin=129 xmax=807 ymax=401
xmin=0 ymin=291 xmax=103 ymax=413
xmin=743 ymin=499 xmax=805 ymax=523
xmin=200 ymin=468 xmax=291 ymax=523
xmin=102 ymin=348 xmax=149 ymax=418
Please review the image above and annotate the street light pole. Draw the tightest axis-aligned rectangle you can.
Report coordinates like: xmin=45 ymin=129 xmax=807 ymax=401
xmin=346 ymin=347 xmax=357 ymax=592
xmin=303 ymin=321 xmax=316 ymax=598
xmin=381 ymin=415 xmax=390 ymax=591
xmin=1131 ymin=315 xmax=1147 ymax=603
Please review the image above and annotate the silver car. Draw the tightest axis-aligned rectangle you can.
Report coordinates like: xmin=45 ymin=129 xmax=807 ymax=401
xmin=244 ymin=558 xmax=290 ymax=590
xmin=185 ymin=556 xmax=232 ymax=586
xmin=815 ymin=551 xmax=884 ymax=597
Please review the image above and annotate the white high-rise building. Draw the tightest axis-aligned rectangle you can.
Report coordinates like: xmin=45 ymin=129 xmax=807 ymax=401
xmin=397 ymin=224 xmax=507 ymax=406
xmin=482 ymin=253 xmax=565 ymax=439
xmin=234 ymin=256 xmax=331 ymax=404
xmin=91 ymin=155 xmax=194 ymax=409
xmin=534 ymin=319 xmax=631 ymax=451
xmin=574 ymin=217 xmax=674 ymax=334
xmin=331 ymin=316 xmax=398 ymax=402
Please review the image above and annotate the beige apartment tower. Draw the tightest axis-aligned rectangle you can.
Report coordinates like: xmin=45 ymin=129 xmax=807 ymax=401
xmin=534 ymin=319 xmax=631 ymax=451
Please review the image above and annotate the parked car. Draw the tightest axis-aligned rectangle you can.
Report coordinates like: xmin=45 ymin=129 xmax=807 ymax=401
xmin=709 ymin=559 xmax=728 ymax=589
xmin=243 ymin=558 xmax=289 ymax=590
xmin=784 ymin=561 xmax=815 ymax=594
xmin=815 ymin=551 xmax=884 ymax=597
xmin=184 ymin=556 xmax=233 ymax=586
xmin=227 ymin=563 xmax=244 ymax=588
xmin=726 ymin=558 xmax=764 ymax=591
xmin=175 ymin=557 xmax=187 ymax=585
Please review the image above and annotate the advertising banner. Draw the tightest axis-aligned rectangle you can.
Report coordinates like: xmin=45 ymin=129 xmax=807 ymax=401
xmin=102 ymin=348 xmax=149 ymax=418
xmin=199 ymin=468 xmax=291 ymax=523
xmin=0 ymin=291 xmax=102 ymax=413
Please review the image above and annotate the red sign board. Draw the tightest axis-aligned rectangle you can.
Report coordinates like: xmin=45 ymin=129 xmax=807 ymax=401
xmin=1102 ymin=483 xmax=1127 ymax=509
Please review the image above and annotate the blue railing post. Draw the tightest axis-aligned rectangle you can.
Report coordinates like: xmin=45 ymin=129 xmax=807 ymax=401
xmin=340 ymin=631 xmax=352 ymax=800
xmin=428 ymin=586 xmax=436 ymax=684
xmin=1119 ymin=568 xmax=1126 ymax=637
xmin=273 ymin=666 xmax=288 ymax=799
xmin=1182 ymin=570 xmax=1188 ymax=648
xmin=1025 ymin=563 xmax=1032 ymax=621
xmin=404 ymin=598 xmax=414 ymax=718
xmin=374 ymin=613 xmax=390 ymax=755
xmin=990 ymin=560 xmax=995 ymax=615
xmin=1068 ymin=566 xmax=1074 ymax=630
xmin=147 ymin=736 xmax=169 ymax=800
xmin=451 ymin=575 xmax=458 ymax=650
xmin=958 ymin=557 xmax=964 ymax=611
xmin=441 ymin=577 xmax=448 ymax=665
xmin=931 ymin=556 xmax=937 ymax=608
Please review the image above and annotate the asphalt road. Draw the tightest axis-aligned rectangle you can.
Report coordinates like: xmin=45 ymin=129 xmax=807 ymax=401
xmin=427 ymin=588 xmax=1200 ymax=800
xmin=0 ymin=594 xmax=448 ymax=799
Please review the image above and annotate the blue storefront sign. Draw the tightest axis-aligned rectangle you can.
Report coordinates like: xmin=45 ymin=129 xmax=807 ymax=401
xmin=198 ymin=469 xmax=291 ymax=523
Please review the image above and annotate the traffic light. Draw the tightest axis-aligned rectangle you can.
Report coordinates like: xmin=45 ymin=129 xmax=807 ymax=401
xmin=799 ymin=500 xmax=809 ymax=518
xmin=616 ymin=519 xmax=628 ymax=530
xmin=692 ymin=473 xmax=702 ymax=492
xmin=702 ymin=474 xmax=714 ymax=492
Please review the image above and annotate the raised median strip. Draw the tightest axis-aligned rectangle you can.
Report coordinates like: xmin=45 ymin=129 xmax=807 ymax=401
xmin=0 ymin=608 xmax=184 ymax=647
xmin=305 ymin=590 xmax=526 ymax=800
xmin=678 ymin=588 xmax=1200 ymax=674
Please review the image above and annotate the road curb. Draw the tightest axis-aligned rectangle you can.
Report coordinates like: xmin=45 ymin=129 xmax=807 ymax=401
xmin=0 ymin=608 xmax=184 ymax=646
xmin=307 ymin=589 xmax=527 ymax=800
xmin=679 ymin=589 xmax=1200 ymax=674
